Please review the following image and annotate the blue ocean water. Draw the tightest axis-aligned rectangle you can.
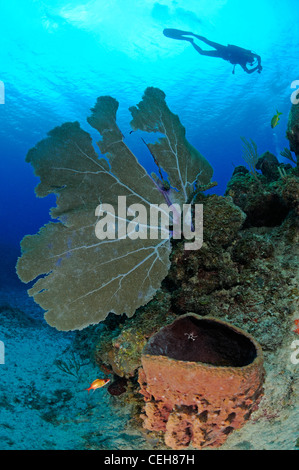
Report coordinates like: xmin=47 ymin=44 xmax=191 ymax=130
xmin=1 ymin=0 xmax=298 ymax=286
xmin=0 ymin=0 xmax=298 ymax=451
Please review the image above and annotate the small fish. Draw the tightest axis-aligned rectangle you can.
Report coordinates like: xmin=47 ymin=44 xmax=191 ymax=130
xmin=85 ymin=378 xmax=110 ymax=393
xmin=271 ymin=110 xmax=283 ymax=128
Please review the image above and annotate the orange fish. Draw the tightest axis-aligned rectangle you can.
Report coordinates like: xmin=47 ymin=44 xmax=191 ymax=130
xmin=85 ymin=378 xmax=110 ymax=393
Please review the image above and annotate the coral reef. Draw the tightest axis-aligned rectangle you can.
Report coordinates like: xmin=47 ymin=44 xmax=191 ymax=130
xmin=88 ymin=149 xmax=298 ymax=449
xmin=168 ymin=166 xmax=298 ymax=351
xmin=256 ymin=152 xmax=281 ymax=182
xmin=138 ymin=314 xmax=265 ymax=449
xmin=91 ymin=162 xmax=298 ymax=364
xmin=225 ymin=165 xmax=297 ymax=227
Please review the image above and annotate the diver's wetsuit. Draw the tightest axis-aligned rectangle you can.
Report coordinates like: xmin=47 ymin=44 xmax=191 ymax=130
xmin=163 ymin=29 xmax=262 ymax=74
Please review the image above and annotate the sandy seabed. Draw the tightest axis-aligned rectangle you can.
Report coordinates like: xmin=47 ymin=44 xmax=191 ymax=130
xmin=0 ymin=286 xmax=146 ymax=450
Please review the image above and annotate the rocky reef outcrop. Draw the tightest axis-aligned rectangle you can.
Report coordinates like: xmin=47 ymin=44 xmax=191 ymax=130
xmin=225 ymin=158 xmax=297 ymax=227
xmin=93 ymin=292 xmax=176 ymax=378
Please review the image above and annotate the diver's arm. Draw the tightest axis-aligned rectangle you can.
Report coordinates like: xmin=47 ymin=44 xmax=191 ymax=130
xmin=241 ymin=64 xmax=263 ymax=74
xmin=255 ymin=54 xmax=262 ymax=66
xmin=252 ymin=54 xmax=262 ymax=72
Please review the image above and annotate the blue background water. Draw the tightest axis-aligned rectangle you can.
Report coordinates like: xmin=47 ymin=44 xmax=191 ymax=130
xmin=1 ymin=0 xmax=298 ymax=287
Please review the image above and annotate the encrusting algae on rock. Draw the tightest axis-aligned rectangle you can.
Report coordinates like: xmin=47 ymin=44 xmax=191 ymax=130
xmin=94 ymin=292 xmax=176 ymax=378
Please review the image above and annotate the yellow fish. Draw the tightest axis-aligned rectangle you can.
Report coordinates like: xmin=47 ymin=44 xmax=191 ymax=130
xmin=85 ymin=378 xmax=110 ymax=393
xmin=271 ymin=110 xmax=283 ymax=129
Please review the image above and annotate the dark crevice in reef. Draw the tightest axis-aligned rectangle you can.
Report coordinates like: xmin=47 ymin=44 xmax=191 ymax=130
xmin=242 ymin=193 xmax=290 ymax=228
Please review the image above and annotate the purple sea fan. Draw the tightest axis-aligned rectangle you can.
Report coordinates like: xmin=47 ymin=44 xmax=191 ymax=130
xmin=16 ymin=88 xmax=213 ymax=331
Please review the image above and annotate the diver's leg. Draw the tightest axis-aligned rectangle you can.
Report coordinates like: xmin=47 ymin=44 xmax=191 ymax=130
xmin=189 ymin=40 xmax=225 ymax=58
xmin=163 ymin=29 xmax=227 ymax=58
xmin=192 ymin=34 xmax=226 ymax=52
xmin=163 ymin=29 xmax=226 ymax=52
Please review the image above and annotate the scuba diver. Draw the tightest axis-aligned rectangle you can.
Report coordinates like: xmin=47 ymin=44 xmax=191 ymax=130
xmin=163 ymin=29 xmax=262 ymax=75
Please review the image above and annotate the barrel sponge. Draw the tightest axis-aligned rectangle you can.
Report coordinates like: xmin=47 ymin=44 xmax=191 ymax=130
xmin=138 ymin=313 xmax=265 ymax=450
